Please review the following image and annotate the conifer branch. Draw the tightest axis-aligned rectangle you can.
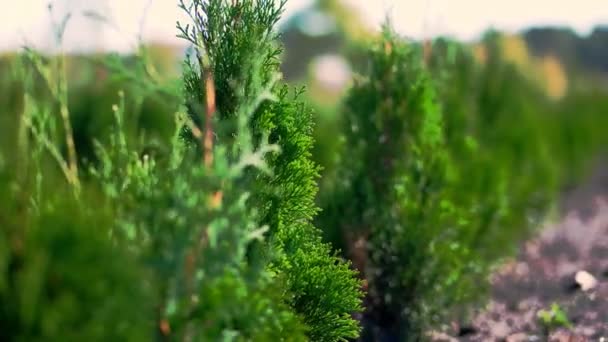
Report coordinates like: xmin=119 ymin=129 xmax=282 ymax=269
xmin=203 ymin=70 xmax=215 ymax=167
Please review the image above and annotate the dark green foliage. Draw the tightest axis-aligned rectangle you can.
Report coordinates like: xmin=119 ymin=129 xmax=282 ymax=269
xmin=0 ymin=166 xmax=152 ymax=341
xmin=179 ymin=1 xmax=362 ymax=340
xmin=318 ymin=29 xmax=468 ymax=338
xmin=317 ymin=27 xmax=608 ymax=339
xmin=91 ymin=94 xmax=305 ymax=340
xmin=428 ymin=34 xmax=562 ymax=259
xmin=257 ymin=88 xmax=362 ymax=341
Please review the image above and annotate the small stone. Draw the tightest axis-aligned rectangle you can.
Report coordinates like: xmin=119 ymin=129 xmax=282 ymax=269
xmin=575 ymin=270 xmax=598 ymax=291
xmin=517 ymin=301 xmax=529 ymax=311
xmin=515 ymin=262 xmax=529 ymax=277
xmin=506 ymin=332 xmax=528 ymax=342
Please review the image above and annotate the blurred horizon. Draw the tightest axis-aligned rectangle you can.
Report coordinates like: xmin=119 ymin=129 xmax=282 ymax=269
xmin=2 ymin=0 xmax=607 ymax=53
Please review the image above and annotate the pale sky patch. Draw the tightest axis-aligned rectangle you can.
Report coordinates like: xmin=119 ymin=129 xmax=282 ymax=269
xmin=0 ymin=0 xmax=606 ymax=52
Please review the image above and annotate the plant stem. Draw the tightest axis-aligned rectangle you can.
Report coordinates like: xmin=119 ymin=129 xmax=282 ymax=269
xmin=57 ymin=52 xmax=80 ymax=192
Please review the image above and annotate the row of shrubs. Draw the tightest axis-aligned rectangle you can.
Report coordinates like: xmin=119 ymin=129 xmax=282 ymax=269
xmin=1 ymin=0 xmax=606 ymax=340
xmin=314 ymin=27 xmax=608 ymax=339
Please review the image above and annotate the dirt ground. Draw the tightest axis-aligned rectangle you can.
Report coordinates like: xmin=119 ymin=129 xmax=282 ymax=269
xmin=435 ymin=163 xmax=608 ymax=341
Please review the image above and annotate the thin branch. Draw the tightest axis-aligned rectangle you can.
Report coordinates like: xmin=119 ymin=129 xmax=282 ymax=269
xmin=57 ymin=52 xmax=80 ymax=192
xmin=25 ymin=117 xmax=73 ymax=187
xmin=203 ymin=70 xmax=216 ymax=167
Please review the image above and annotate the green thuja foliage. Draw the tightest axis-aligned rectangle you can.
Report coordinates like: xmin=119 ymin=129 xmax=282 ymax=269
xmin=91 ymin=84 xmax=305 ymax=340
xmin=318 ymin=26 xmax=608 ymax=339
xmin=257 ymin=88 xmax=362 ymax=341
xmin=178 ymin=1 xmax=362 ymax=340
xmin=427 ymin=34 xmax=561 ymax=261
xmin=472 ymin=33 xmax=560 ymax=251
xmin=547 ymin=88 xmax=608 ymax=182
xmin=318 ymin=28 xmax=467 ymax=339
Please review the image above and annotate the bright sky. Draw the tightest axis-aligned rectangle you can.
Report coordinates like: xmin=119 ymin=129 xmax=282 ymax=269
xmin=1 ymin=0 xmax=607 ymax=52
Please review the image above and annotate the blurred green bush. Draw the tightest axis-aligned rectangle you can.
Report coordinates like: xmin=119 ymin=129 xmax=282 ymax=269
xmin=314 ymin=28 xmax=608 ymax=339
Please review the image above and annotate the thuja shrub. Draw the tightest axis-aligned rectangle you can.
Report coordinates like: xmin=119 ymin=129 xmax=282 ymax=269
xmin=179 ymin=0 xmax=362 ymax=339
xmin=428 ymin=34 xmax=562 ymax=260
xmin=318 ymin=28 xmax=473 ymax=339
xmin=91 ymin=82 xmax=306 ymax=341
xmin=547 ymin=88 xmax=608 ymax=182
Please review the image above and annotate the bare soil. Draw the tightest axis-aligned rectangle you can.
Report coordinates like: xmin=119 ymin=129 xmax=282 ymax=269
xmin=436 ymin=163 xmax=608 ymax=341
